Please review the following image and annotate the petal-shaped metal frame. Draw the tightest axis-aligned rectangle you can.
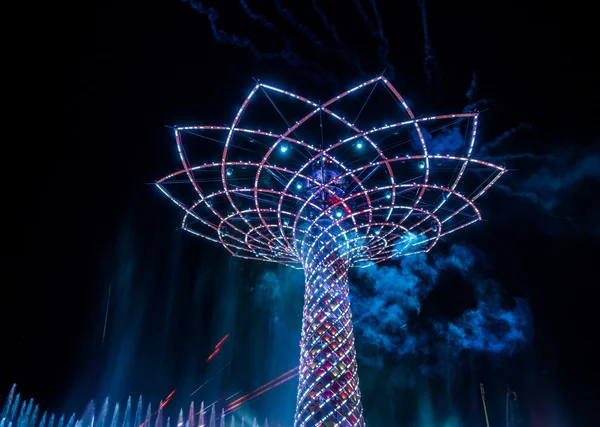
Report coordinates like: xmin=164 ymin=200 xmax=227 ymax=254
xmin=156 ymin=77 xmax=506 ymax=269
xmin=156 ymin=77 xmax=506 ymax=427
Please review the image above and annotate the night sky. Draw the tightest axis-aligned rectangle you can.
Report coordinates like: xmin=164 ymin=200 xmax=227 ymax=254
xmin=4 ymin=1 xmax=598 ymax=426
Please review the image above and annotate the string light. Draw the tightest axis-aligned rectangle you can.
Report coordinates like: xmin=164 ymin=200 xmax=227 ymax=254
xmin=155 ymin=77 xmax=506 ymax=426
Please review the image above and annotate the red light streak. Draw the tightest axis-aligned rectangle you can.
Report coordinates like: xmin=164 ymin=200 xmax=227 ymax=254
xmin=215 ymin=333 xmax=230 ymax=348
xmin=225 ymin=367 xmax=298 ymax=414
xmin=139 ymin=390 xmax=176 ymax=427
xmin=206 ymin=348 xmax=220 ymax=362
xmin=206 ymin=333 xmax=230 ymax=362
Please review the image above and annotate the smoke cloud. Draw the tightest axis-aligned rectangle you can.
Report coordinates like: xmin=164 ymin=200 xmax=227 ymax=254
xmin=350 ymin=244 xmax=531 ymax=370
xmin=508 ymin=150 xmax=600 ymax=210
xmin=419 ymin=125 xmax=465 ymax=154
xmin=351 ymin=254 xmax=437 ymax=361
xmin=181 ymin=0 xmax=335 ymax=84
xmin=366 ymin=0 xmax=395 ymax=79
xmin=477 ymin=117 xmax=600 ymax=236
xmin=465 ymin=72 xmax=477 ymax=102
xmin=433 ymin=285 xmax=530 ymax=354
xmin=181 ymin=0 xmax=391 ymax=83
xmin=480 ymin=122 xmax=532 ymax=155
xmin=254 ymin=244 xmax=531 ymax=375
xmin=417 ymin=0 xmax=437 ymax=85
xmin=463 ymin=72 xmax=490 ymax=112
xmin=311 ymin=0 xmax=343 ymax=46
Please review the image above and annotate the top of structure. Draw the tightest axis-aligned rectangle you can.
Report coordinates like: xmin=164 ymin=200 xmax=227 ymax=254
xmin=156 ymin=77 xmax=506 ymax=269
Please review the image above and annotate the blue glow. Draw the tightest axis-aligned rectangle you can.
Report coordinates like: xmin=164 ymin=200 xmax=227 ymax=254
xmin=419 ymin=126 xmax=465 ymax=154
xmin=351 ymin=245 xmax=531 ymax=369
xmin=157 ymin=76 xmax=510 ymax=426
xmin=1 ymin=385 xmax=249 ymax=427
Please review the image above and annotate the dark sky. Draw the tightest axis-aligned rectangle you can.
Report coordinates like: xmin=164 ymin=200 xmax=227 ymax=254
xmin=4 ymin=1 xmax=598 ymax=426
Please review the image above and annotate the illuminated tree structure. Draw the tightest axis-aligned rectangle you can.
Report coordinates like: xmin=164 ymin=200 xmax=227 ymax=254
xmin=155 ymin=77 xmax=506 ymax=426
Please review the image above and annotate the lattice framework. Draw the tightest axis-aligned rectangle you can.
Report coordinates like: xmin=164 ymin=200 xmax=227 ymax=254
xmin=156 ymin=77 xmax=506 ymax=426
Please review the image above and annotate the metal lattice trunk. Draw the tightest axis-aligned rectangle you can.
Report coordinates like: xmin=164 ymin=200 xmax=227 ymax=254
xmin=156 ymin=77 xmax=506 ymax=423
xmin=294 ymin=238 xmax=364 ymax=427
